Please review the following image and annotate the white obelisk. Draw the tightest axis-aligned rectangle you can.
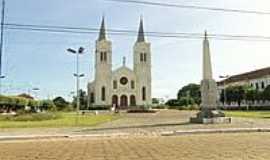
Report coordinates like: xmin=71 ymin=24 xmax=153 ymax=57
xmin=201 ymin=31 xmax=218 ymax=109
xmin=190 ymin=31 xmax=229 ymax=124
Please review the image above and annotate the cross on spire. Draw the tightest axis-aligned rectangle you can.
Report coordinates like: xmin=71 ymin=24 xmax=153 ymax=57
xmin=122 ymin=56 xmax=126 ymax=66
xmin=204 ymin=30 xmax=208 ymax=40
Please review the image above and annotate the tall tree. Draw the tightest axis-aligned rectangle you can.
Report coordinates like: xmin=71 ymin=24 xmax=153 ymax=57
xmin=177 ymin=83 xmax=201 ymax=105
xmin=263 ymin=85 xmax=270 ymax=101
xmin=53 ymin=96 xmax=69 ymax=111
xmin=72 ymin=89 xmax=88 ymax=110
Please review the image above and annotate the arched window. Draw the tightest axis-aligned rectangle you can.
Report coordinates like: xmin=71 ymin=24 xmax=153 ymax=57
xmin=90 ymin=92 xmax=95 ymax=103
xmin=104 ymin=52 xmax=107 ymax=61
xmin=100 ymin=52 xmax=103 ymax=61
xmin=131 ymin=80 xmax=135 ymax=89
xmin=256 ymin=83 xmax=259 ymax=90
xmin=130 ymin=95 xmax=136 ymax=106
xmin=144 ymin=53 xmax=147 ymax=62
xmin=140 ymin=53 xmax=144 ymax=62
xmin=142 ymin=87 xmax=146 ymax=101
xmin=262 ymin=82 xmax=265 ymax=89
xmin=101 ymin=87 xmax=106 ymax=101
xmin=100 ymin=52 xmax=107 ymax=62
xmin=113 ymin=80 xmax=117 ymax=89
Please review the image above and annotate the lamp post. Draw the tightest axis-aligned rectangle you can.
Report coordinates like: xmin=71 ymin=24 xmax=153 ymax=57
xmin=219 ymin=75 xmax=230 ymax=108
xmin=32 ymin=87 xmax=40 ymax=112
xmin=67 ymin=47 xmax=85 ymax=122
xmin=0 ymin=0 xmax=5 ymax=96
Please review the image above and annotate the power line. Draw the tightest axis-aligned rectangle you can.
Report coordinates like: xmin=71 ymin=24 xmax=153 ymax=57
xmin=105 ymin=0 xmax=270 ymax=15
xmin=7 ymin=23 xmax=270 ymax=39
xmin=4 ymin=24 xmax=270 ymax=42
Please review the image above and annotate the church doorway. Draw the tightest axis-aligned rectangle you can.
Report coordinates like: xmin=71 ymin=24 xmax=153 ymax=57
xmin=120 ymin=95 xmax=128 ymax=109
xmin=130 ymin=95 xmax=136 ymax=106
xmin=112 ymin=95 xmax=118 ymax=108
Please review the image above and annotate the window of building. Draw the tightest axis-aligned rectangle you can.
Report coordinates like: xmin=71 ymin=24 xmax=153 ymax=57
xmin=100 ymin=52 xmax=103 ymax=61
xmin=120 ymin=77 xmax=128 ymax=85
xmin=131 ymin=80 xmax=135 ymax=89
xmin=101 ymin=87 xmax=106 ymax=101
xmin=142 ymin=87 xmax=146 ymax=101
xmin=100 ymin=52 xmax=107 ymax=62
xmin=144 ymin=53 xmax=147 ymax=62
xmin=262 ymin=82 xmax=265 ymax=89
xmin=140 ymin=53 xmax=147 ymax=62
xmin=113 ymin=80 xmax=117 ymax=89
xmin=256 ymin=83 xmax=259 ymax=90
xmin=103 ymin=52 xmax=107 ymax=62
xmin=140 ymin=53 xmax=144 ymax=62
xmin=90 ymin=92 xmax=95 ymax=103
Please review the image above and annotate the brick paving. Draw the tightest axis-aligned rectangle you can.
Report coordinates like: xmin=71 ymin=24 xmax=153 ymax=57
xmin=1 ymin=133 xmax=270 ymax=160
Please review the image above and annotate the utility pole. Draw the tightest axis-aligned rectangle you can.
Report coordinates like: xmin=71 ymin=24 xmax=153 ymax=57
xmin=0 ymin=0 xmax=5 ymax=95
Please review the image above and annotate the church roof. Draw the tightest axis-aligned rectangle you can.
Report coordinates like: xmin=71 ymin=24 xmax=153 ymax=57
xmin=112 ymin=66 xmax=135 ymax=77
xmin=98 ymin=16 xmax=106 ymax=41
xmin=137 ymin=17 xmax=145 ymax=42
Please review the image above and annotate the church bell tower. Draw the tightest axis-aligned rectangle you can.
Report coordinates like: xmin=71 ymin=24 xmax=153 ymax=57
xmin=94 ymin=16 xmax=112 ymax=106
xmin=133 ymin=17 xmax=152 ymax=106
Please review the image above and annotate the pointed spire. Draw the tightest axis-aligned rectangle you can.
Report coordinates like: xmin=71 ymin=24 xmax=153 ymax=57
xmin=137 ymin=16 xmax=145 ymax=42
xmin=203 ymin=30 xmax=213 ymax=80
xmin=98 ymin=16 xmax=106 ymax=41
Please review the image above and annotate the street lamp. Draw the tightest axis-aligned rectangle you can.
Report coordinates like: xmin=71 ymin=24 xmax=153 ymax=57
xmin=67 ymin=47 xmax=85 ymax=120
xmin=32 ymin=87 xmax=40 ymax=112
xmin=219 ymin=75 xmax=230 ymax=108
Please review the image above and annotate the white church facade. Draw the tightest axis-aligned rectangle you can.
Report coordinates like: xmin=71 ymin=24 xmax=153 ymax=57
xmin=87 ymin=17 xmax=152 ymax=109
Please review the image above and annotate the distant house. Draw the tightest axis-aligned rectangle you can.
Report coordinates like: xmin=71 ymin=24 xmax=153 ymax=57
xmin=217 ymin=67 xmax=270 ymax=107
xmin=17 ymin=93 xmax=34 ymax=100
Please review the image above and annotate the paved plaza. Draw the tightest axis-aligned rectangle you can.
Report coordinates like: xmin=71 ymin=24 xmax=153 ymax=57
xmin=1 ymin=110 xmax=270 ymax=160
xmin=0 ymin=133 xmax=270 ymax=160
xmin=1 ymin=110 xmax=270 ymax=136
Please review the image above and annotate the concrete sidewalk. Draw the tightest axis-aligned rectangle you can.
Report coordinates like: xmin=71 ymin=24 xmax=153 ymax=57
xmin=1 ymin=127 xmax=270 ymax=141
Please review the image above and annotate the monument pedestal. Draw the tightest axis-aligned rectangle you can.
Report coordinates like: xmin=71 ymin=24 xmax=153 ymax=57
xmin=190 ymin=108 xmax=231 ymax=124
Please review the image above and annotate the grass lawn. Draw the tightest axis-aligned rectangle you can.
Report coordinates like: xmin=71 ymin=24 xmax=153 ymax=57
xmin=0 ymin=112 xmax=120 ymax=128
xmin=225 ymin=111 xmax=270 ymax=119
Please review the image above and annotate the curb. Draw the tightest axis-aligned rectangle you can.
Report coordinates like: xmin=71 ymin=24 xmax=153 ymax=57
xmin=161 ymin=128 xmax=270 ymax=136
xmin=0 ymin=133 xmax=130 ymax=141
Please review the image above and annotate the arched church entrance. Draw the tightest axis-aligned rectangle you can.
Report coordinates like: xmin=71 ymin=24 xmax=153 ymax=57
xmin=112 ymin=95 xmax=118 ymax=108
xmin=120 ymin=95 xmax=128 ymax=109
xmin=130 ymin=95 xmax=136 ymax=106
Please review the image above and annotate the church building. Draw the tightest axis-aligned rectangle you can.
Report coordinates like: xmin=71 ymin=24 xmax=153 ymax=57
xmin=87 ymin=17 xmax=152 ymax=109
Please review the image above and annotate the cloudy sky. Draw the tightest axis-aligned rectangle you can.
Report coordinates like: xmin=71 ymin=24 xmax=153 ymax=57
xmin=2 ymin=0 xmax=270 ymax=100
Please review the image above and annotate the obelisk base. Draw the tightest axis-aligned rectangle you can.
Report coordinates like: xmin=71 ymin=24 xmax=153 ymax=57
xmin=190 ymin=108 xmax=231 ymax=124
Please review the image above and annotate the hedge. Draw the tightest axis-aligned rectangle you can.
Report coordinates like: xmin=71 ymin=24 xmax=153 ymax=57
xmin=0 ymin=95 xmax=55 ymax=111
